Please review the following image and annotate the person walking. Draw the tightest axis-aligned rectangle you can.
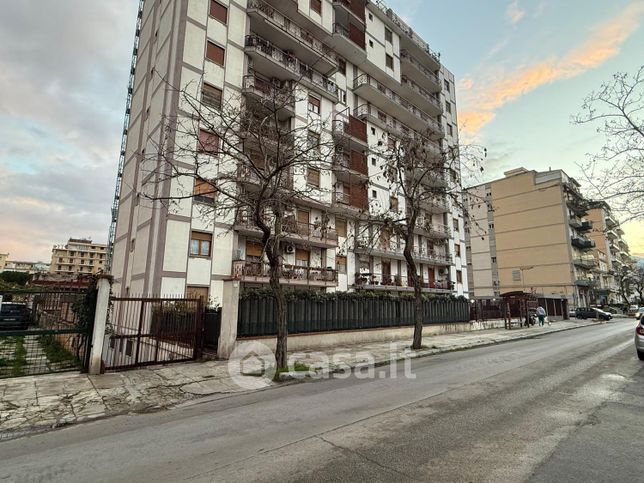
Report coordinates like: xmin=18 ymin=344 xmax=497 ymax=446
xmin=536 ymin=305 xmax=546 ymax=326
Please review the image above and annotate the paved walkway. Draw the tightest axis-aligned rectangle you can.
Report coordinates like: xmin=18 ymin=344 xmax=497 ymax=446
xmin=0 ymin=319 xmax=606 ymax=439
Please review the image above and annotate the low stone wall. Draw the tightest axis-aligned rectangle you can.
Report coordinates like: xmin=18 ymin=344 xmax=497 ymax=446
xmin=237 ymin=319 xmax=507 ymax=351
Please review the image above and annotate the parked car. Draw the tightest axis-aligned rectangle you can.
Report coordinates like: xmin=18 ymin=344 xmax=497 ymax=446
xmin=0 ymin=302 xmax=30 ymax=330
xmin=635 ymin=320 xmax=644 ymax=360
xmin=575 ymin=307 xmax=612 ymax=320
xmin=635 ymin=307 xmax=644 ymax=321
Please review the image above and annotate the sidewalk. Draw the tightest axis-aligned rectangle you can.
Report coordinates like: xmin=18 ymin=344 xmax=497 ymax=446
xmin=0 ymin=319 xmax=605 ymax=440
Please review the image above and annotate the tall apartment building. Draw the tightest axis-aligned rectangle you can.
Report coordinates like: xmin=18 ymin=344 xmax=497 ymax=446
xmin=50 ymin=238 xmax=107 ymax=276
xmin=586 ymin=201 xmax=634 ymax=304
xmin=466 ymin=167 xmax=604 ymax=308
xmin=3 ymin=260 xmax=49 ymax=274
xmin=110 ymin=0 xmax=468 ymax=304
xmin=0 ymin=253 xmax=7 ymax=272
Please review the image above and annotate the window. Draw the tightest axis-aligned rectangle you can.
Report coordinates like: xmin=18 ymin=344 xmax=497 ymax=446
xmin=455 ymin=244 xmax=461 ymax=257
xmin=369 ymin=40 xmax=374 ymax=48
xmin=512 ymin=269 xmax=521 ymax=281
xmin=491 ymin=257 xmax=497 ymax=264
xmin=295 ymin=249 xmax=310 ymax=267
xmin=297 ymin=210 xmax=310 ymax=225
xmin=453 ymin=218 xmax=459 ymax=231
xmin=190 ymin=231 xmax=212 ymax=257
xmin=338 ymin=58 xmax=346 ymax=76
xmin=206 ymin=41 xmax=225 ymax=66
xmin=308 ymin=95 xmax=321 ymax=114
xmin=385 ymin=28 xmax=392 ymax=43
xmin=390 ymin=196 xmax=399 ymax=212
xmin=310 ymin=0 xmax=321 ymax=14
xmin=447 ymin=124 xmax=453 ymax=137
xmin=198 ymin=129 xmax=219 ymax=154
xmin=209 ymin=0 xmax=227 ymax=23
xmin=445 ymin=101 xmax=452 ymax=114
xmin=372 ymin=189 xmax=377 ymax=199
xmin=371 ymin=157 xmax=376 ymax=166
xmin=336 ymin=256 xmax=347 ymax=274
xmin=336 ymin=218 xmax=347 ymax=237
xmin=194 ymin=179 xmax=216 ymax=203
xmin=202 ymin=83 xmax=222 ymax=110
xmin=385 ymin=54 xmax=394 ymax=69
xmin=307 ymin=130 xmax=320 ymax=152
xmin=307 ymin=167 xmax=321 ymax=187
xmin=456 ymin=270 xmax=463 ymax=284
xmin=444 ymin=79 xmax=450 ymax=92
xmin=378 ymin=110 xmax=386 ymax=122
xmin=371 ymin=127 xmax=376 ymax=135
xmin=246 ymin=241 xmax=263 ymax=262
xmin=368 ymin=12 xmax=373 ymax=21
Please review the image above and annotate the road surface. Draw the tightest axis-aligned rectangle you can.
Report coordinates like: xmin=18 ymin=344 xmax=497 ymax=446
xmin=1 ymin=319 xmax=642 ymax=482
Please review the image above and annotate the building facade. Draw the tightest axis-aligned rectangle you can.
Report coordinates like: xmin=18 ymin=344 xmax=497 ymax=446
xmin=110 ymin=0 xmax=468 ymax=304
xmin=0 ymin=253 xmax=7 ymax=272
xmin=3 ymin=260 xmax=49 ymax=274
xmin=50 ymin=239 xmax=107 ymax=276
xmin=466 ymin=167 xmax=605 ymax=309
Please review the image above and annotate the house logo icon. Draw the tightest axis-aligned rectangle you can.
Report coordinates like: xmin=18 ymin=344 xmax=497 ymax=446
xmin=228 ymin=341 xmax=276 ymax=389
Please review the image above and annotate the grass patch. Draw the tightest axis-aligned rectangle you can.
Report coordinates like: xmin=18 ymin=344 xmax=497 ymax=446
xmin=274 ymin=362 xmax=311 ymax=380
xmin=38 ymin=335 xmax=79 ymax=365
xmin=11 ymin=337 xmax=27 ymax=376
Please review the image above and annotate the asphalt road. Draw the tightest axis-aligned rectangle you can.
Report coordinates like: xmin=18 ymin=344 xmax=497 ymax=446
xmin=1 ymin=320 xmax=641 ymax=482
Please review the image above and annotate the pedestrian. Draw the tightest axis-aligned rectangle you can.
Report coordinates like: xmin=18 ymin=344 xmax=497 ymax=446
xmin=536 ymin=305 xmax=546 ymax=326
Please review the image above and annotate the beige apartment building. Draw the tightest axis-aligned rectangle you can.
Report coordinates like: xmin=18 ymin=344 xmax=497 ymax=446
xmin=109 ymin=0 xmax=468 ymax=303
xmin=466 ymin=168 xmax=603 ymax=309
xmin=0 ymin=253 xmax=7 ymax=272
xmin=50 ymin=238 xmax=107 ymax=276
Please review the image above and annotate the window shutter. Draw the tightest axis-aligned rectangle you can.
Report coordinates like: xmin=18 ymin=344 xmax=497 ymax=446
xmin=295 ymin=249 xmax=310 ymax=262
xmin=297 ymin=210 xmax=310 ymax=224
xmin=202 ymin=83 xmax=222 ymax=109
xmin=198 ymin=130 xmax=219 ymax=154
xmin=206 ymin=41 xmax=225 ymax=66
xmin=209 ymin=1 xmax=228 ymax=24
xmin=246 ymin=242 xmax=263 ymax=257
xmin=335 ymin=218 xmax=347 ymax=237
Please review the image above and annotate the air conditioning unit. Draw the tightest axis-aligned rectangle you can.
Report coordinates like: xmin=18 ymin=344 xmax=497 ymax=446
xmin=285 ymin=244 xmax=295 ymax=254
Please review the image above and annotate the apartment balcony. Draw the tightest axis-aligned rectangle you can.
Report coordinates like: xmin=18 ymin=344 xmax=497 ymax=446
xmin=354 ymin=273 xmax=453 ymax=293
xmin=244 ymin=35 xmax=339 ymax=101
xmin=332 ymin=0 xmax=366 ymax=23
xmin=399 ymin=50 xmax=441 ymax=93
xmin=571 ymin=236 xmax=595 ymax=250
xmin=411 ymin=167 xmax=448 ymax=188
xmin=414 ymin=249 xmax=452 ymax=266
xmin=232 ymin=260 xmax=337 ymax=287
xmin=333 ymin=150 xmax=368 ymax=182
xmin=573 ymin=257 xmax=598 ymax=269
xmin=242 ymin=75 xmax=295 ymax=120
xmin=247 ymin=0 xmax=336 ymax=74
xmin=575 ymin=278 xmax=596 ymax=287
xmin=332 ymin=114 xmax=369 ymax=148
xmin=233 ymin=213 xmax=338 ymax=248
xmin=416 ymin=219 xmax=450 ymax=239
xmin=328 ymin=22 xmax=367 ymax=62
xmin=371 ymin=1 xmax=441 ymax=70
xmin=353 ymin=74 xmax=443 ymax=136
xmin=579 ymin=220 xmax=593 ymax=232
xmin=565 ymin=195 xmax=588 ymax=216
xmin=236 ymin=164 xmax=294 ymax=191
xmin=606 ymin=227 xmax=618 ymax=239
xmin=605 ymin=214 xmax=618 ymax=228
xmin=618 ymin=238 xmax=629 ymax=250
xmin=400 ymin=75 xmax=442 ymax=115
xmin=332 ymin=186 xmax=369 ymax=212
xmin=568 ymin=216 xmax=582 ymax=229
xmin=420 ymin=196 xmax=450 ymax=214
xmin=354 ymin=239 xmax=405 ymax=260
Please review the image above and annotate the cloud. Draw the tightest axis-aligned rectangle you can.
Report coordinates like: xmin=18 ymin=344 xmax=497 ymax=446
xmin=459 ymin=1 xmax=644 ymax=138
xmin=0 ymin=1 xmax=138 ymax=261
xmin=506 ymin=0 xmax=526 ymax=25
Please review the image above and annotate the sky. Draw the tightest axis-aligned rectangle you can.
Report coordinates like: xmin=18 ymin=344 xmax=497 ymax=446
xmin=0 ymin=0 xmax=642 ymax=262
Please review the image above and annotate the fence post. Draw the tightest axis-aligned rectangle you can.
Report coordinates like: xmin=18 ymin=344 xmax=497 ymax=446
xmin=217 ymin=280 xmax=241 ymax=359
xmin=88 ymin=275 xmax=112 ymax=375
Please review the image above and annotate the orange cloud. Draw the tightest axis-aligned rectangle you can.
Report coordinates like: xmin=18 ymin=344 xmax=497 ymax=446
xmin=459 ymin=1 xmax=644 ymax=137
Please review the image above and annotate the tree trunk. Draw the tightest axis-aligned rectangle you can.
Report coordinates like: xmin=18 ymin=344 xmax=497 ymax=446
xmin=268 ymin=252 xmax=287 ymax=370
xmin=404 ymin=230 xmax=423 ymax=350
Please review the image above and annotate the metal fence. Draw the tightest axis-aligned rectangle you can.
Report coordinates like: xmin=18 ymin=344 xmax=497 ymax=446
xmin=103 ymin=297 xmax=203 ymax=371
xmin=237 ymin=295 xmax=470 ymax=337
xmin=0 ymin=290 xmax=94 ymax=379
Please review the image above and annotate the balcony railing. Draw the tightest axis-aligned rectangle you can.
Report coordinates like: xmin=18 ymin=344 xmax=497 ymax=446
xmin=282 ymin=218 xmax=338 ymax=244
xmin=332 ymin=114 xmax=368 ymax=144
xmin=417 ymin=219 xmax=450 ymax=238
xmin=400 ymin=50 xmax=440 ymax=85
xmin=571 ymin=236 xmax=595 ymax=250
xmin=248 ymin=0 xmax=335 ymax=63
xmin=353 ymin=74 xmax=443 ymax=133
xmin=354 ymin=272 xmax=453 ymax=291
xmin=333 ymin=150 xmax=368 ymax=176
xmin=333 ymin=188 xmax=369 ymax=210
xmin=372 ymin=0 xmax=440 ymax=63
xmin=242 ymin=75 xmax=294 ymax=110
xmin=400 ymin=75 xmax=441 ymax=110
xmin=573 ymin=257 xmax=598 ymax=269
xmin=333 ymin=0 xmax=365 ymax=22
xmin=244 ymin=35 xmax=339 ymax=100
xmin=233 ymin=260 xmax=337 ymax=284
xmin=413 ymin=249 xmax=452 ymax=265
xmin=575 ymin=278 xmax=595 ymax=287
xmin=237 ymin=165 xmax=293 ymax=189
xmin=333 ymin=22 xmax=365 ymax=49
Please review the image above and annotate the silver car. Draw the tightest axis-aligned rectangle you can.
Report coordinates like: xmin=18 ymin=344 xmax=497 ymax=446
xmin=636 ymin=321 xmax=644 ymax=360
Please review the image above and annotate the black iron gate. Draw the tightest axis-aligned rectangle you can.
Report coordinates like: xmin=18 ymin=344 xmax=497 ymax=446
xmin=104 ymin=297 xmax=203 ymax=371
xmin=0 ymin=290 xmax=95 ymax=379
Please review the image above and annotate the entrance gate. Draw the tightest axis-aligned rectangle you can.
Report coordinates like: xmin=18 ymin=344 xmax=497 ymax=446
xmin=103 ymin=297 xmax=203 ymax=371
xmin=0 ymin=290 xmax=95 ymax=379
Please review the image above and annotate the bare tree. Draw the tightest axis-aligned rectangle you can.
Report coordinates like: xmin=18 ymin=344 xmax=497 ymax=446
xmin=632 ymin=266 xmax=644 ymax=305
xmin=574 ymin=66 xmax=644 ymax=219
xmin=369 ymin=128 xmax=486 ymax=349
xmin=615 ymin=265 xmax=635 ymax=306
xmin=142 ymin=75 xmax=335 ymax=372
